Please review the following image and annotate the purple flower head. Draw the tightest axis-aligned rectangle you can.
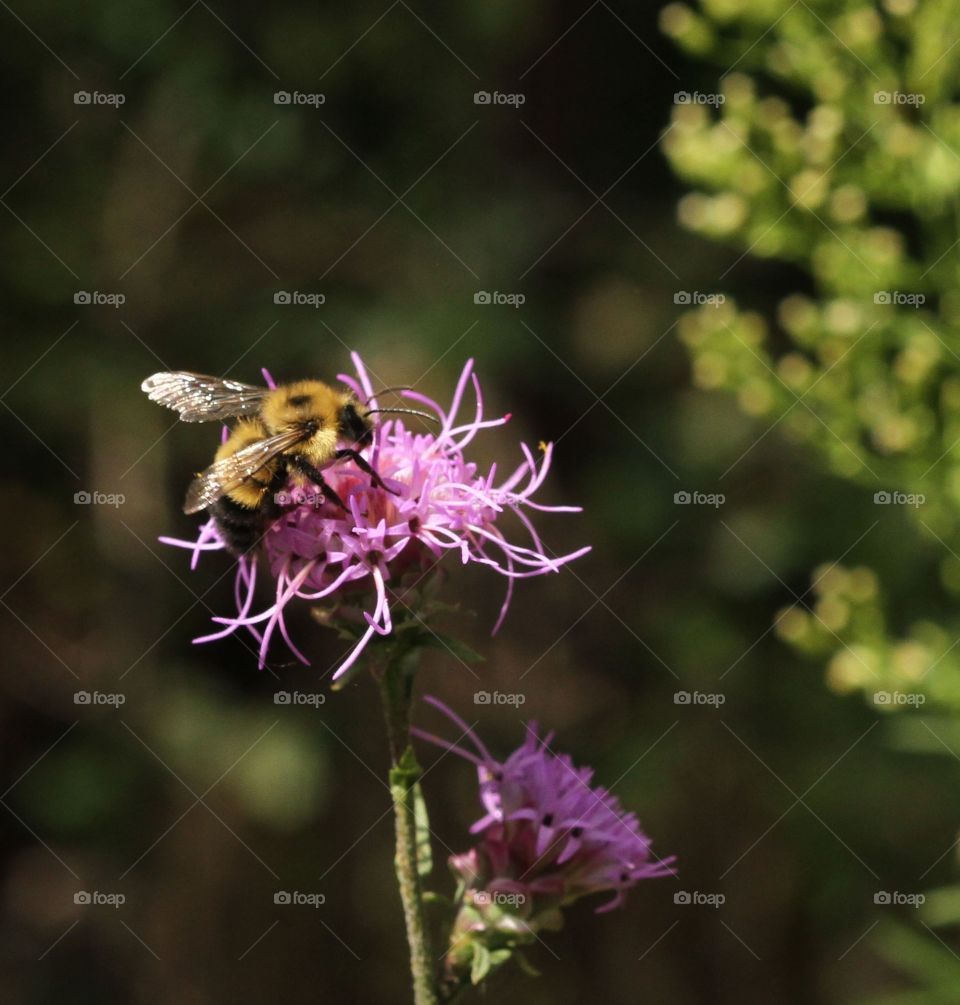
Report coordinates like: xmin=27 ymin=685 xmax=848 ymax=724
xmin=161 ymin=354 xmax=590 ymax=680
xmin=413 ymin=696 xmax=675 ymax=946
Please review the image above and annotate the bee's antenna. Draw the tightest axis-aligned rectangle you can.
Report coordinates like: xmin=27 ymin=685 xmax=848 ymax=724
xmin=365 ymin=407 xmax=438 ymax=423
xmin=363 ymin=385 xmax=413 ymax=406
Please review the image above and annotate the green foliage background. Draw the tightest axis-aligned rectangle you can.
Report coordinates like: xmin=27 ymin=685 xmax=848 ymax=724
xmin=1 ymin=0 xmax=958 ymax=1002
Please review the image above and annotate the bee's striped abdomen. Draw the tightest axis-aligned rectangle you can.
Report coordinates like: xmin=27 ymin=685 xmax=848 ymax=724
xmin=209 ymin=496 xmax=267 ymax=555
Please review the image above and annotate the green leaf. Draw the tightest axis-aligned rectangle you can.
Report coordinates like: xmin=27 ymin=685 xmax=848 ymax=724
xmin=413 ymin=781 xmax=432 ymax=878
xmin=470 ymin=943 xmax=492 ymax=985
xmin=513 ymin=949 xmax=541 ymax=978
xmin=489 ymin=948 xmax=512 ymax=968
xmin=920 ymin=884 xmax=960 ymax=928
xmin=873 ymin=919 xmax=960 ymax=986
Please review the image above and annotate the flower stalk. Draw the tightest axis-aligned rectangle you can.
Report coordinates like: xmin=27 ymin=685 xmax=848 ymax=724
xmin=379 ymin=645 xmax=439 ymax=1005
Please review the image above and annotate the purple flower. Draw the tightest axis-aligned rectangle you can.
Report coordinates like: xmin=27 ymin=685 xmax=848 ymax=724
xmin=413 ymin=695 xmax=674 ymax=958
xmin=161 ymin=354 xmax=590 ymax=679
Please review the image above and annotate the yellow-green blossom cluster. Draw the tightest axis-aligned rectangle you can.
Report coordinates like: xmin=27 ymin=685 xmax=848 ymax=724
xmin=664 ymin=0 xmax=960 ymax=713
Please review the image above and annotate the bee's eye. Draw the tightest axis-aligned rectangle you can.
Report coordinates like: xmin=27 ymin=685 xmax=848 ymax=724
xmin=288 ymin=394 xmax=311 ymax=407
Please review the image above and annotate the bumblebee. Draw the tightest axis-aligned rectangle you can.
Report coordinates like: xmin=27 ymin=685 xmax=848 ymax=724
xmin=142 ymin=371 xmax=429 ymax=554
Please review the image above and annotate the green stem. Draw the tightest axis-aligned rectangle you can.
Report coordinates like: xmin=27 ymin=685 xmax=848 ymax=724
xmin=380 ymin=648 xmax=439 ymax=1005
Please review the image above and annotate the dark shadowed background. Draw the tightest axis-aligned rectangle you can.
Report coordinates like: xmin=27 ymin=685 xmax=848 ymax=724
xmin=0 ymin=2 xmax=952 ymax=1003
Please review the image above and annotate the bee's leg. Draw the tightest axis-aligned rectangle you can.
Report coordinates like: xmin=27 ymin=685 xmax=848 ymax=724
xmin=335 ymin=448 xmax=399 ymax=495
xmin=288 ymin=456 xmax=348 ymax=511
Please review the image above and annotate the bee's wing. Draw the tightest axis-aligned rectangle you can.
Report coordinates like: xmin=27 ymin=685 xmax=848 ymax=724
xmin=141 ymin=371 xmax=269 ymax=422
xmin=184 ymin=427 xmax=308 ymax=514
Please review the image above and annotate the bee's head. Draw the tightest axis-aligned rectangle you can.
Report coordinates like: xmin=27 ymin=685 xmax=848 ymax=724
xmin=337 ymin=398 xmax=374 ymax=447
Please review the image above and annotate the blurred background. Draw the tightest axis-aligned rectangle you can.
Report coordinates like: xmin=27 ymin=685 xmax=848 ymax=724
xmin=2 ymin=1 xmax=958 ymax=1002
